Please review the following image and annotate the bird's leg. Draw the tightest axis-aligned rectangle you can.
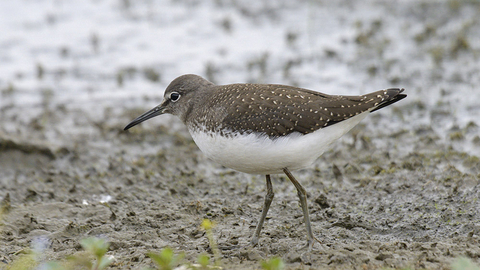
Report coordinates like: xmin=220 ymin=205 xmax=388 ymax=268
xmin=283 ymin=168 xmax=318 ymax=250
xmin=250 ymin=174 xmax=274 ymax=246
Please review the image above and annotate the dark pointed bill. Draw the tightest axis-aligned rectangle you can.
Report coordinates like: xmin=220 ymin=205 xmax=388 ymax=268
xmin=124 ymin=106 xmax=166 ymax=130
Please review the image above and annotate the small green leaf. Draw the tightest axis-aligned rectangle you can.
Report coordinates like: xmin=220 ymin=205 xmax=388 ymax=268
xmin=80 ymin=237 xmax=109 ymax=259
xmin=452 ymin=257 xmax=480 ymax=270
xmin=201 ymin=219 xmax=213 ymax=230
xmin=197 ymin=254 xmax=210 ymax=268
xmin=260 ymin=257 xmax=285 ymax=270
xmin=65 ymin=252 xmax=93 ymax=269
xmin=6 ymin=251 xmax=38 ymax=270
xmin=97 ymin=255 xmax=114 ymax=269
xmin=40 ymin=261 xmax=67 ymax=270
xmin=148 ymin=248 xmax=184 ymax=270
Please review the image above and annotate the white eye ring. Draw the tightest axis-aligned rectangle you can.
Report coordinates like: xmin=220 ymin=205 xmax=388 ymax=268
xmin=170 ymin=92 xmax=181 ymax=102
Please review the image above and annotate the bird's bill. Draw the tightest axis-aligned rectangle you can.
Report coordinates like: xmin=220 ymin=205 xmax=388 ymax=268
xmin=124 ymin=105 xmax=166 ymax=130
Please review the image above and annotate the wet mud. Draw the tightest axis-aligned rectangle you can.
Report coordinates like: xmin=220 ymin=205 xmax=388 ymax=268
xmin=1 ymin=102 xmax=479 ymax=269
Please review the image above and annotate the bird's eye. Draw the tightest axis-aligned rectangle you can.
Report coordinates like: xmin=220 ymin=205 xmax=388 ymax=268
xmin=170 ymin=92 xmax=180 ymax=102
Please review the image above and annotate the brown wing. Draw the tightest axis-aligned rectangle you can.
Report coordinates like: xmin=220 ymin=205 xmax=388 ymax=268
xmin=219 ymin=84 xmax=405 ymax=138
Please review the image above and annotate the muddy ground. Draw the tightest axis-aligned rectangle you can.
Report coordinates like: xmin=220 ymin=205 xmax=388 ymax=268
xmin=0 ymin=92 xmax=480 ymax=269
xmin=1 ymin=1 xmax=480 ymax=269
xmin=1 ymin=93 xmax=480 ymax=270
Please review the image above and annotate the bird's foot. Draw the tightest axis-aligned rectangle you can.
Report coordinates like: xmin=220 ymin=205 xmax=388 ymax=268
xmin=249 ymin=236 xmax=259 ymax=248
xmin=296 ymin=240 xmax=313 ymax=251
xmin=297 ymin=235 xmax=323 ymax=251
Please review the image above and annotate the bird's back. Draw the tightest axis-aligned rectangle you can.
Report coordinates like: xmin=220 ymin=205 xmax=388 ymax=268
xmin=186 ymin=83 xmax=405 ymax=139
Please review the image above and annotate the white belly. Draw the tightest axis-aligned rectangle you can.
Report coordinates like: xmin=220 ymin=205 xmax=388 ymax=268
xmin=189 ymin=112 xmax=369 ymax=175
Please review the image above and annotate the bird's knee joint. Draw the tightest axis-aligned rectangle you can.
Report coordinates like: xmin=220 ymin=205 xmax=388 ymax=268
xmin=297 ymin=190 xmax=307 ymax=200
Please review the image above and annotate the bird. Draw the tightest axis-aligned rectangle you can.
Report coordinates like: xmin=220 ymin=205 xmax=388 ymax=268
xmin=124 ymin=74 xmax=406 ymax=250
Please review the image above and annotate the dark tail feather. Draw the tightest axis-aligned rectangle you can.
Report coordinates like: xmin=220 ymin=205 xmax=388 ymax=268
xmin=370 ymin=88 xmax=407 ymax=113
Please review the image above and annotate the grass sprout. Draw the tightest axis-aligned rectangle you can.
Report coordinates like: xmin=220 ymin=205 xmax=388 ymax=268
xmin=147 ymin=248 xmax=184 ymax=270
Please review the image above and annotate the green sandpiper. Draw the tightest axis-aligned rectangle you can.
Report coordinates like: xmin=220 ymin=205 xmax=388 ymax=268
xmin=124 ymin=74 xmax=406 ymax=250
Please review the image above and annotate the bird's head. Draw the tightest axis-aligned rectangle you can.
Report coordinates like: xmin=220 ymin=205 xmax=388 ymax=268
xmin=124 ymin=74 xmax=213 ymax=130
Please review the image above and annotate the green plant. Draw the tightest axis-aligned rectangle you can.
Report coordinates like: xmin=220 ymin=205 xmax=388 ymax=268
xmin=79 ymin=237 xmax=113 ymax=270
xmin=41 ymin=261 xmax=69 ymax=270
xmin=147 ymin=247 xmax=184 ymax=270
xmin=201 ymin=219 xmax=221 ymax=267
xmin=260 ymin=257 xmax=284 ymax=270
xmin=197 ymin=254 xmax=210 ymax=269
xmin=189 ymin=254 xmax=222 ymax=270
xmin=39 ymin=237 xmax=113 ymax=270
xmin=5 ymin=250 xmax=37 ymax=270
xmin=452 ymin=257 xmax=480 ymax=270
